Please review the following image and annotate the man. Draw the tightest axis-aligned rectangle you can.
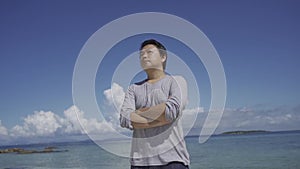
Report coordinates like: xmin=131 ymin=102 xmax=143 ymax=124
xmin=120 ymin=39 xmax=190 ymax=169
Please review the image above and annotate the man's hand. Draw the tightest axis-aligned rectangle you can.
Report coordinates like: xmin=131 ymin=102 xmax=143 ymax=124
xmin=130 ymin=110 xmax=150 ymax=129
xmin=137 ymin=103 xmax=167 ymax=122
xmin=132 ymin=119 xmax=170 ymax=129
xmin=130 ymin=112 xmax=148 ymax=123
xmin=136 ymin=107 xmax=149 ymax=114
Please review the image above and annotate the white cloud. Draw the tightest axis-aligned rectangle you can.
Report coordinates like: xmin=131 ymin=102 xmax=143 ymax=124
xmin=62 ymin=105 xmax=85 ymax=134
xmin=102 ymin=83 xmax=126 ymax=129
xmin=181 ymin=107 xmax=204 ymax=134
xmin=10 ymin=111 xmax=64 ymax=137
xmin=214 ymin=105 xmax=300 ymax=133
xmin=103 ymin=83 xmax=125 ymax=111
xmin=0 ymin=120 xmax=8 ymax=136
xmin=183 ymin=107 xmax=204 ymax=115
xmin=63 ymin=105 xmax=114 ymax=134
xmin=9 ymin=105 xmax=115 ymax=138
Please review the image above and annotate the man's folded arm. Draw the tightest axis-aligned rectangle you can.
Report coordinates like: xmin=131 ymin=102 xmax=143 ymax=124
xmin=131 ymin=103 xmax=171 ymax=129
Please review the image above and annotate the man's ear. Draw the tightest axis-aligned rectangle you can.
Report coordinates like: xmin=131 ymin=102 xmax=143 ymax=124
xmin=161 ymin=54 xmax=167 ymax=62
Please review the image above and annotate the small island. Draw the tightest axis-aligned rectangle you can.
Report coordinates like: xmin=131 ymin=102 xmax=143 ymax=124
xmin=0 ymin=146 xmax=68 ymax=154
xmin=220 ymin=130 xmax=270 ymax=135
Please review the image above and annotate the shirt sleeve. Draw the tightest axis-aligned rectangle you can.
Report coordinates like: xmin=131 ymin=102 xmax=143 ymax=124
xmin=165 ymin=76 xmax=188 ymax=122
xmin=119 ymin=85 xmax=135 ymax=130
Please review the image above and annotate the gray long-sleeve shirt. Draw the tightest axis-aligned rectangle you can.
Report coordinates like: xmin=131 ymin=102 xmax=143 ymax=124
xmin=120 ymin=75 xmax=190 ymax=166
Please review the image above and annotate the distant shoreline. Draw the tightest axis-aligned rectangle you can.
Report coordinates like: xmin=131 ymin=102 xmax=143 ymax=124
xmin=220 ymin=130 xmax=270 ymax=135
xmin=185 ymin=129 xmax=300 ymax=138
xmin=1 ymin=130 xmax=300 ymax=148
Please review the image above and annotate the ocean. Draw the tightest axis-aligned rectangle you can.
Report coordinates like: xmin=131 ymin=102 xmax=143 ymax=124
xmin=1 ymin=131 xmax=299 ymax=169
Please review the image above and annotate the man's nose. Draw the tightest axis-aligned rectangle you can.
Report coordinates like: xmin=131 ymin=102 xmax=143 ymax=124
xmin=141 ymin=53 xmax=148 ymax=59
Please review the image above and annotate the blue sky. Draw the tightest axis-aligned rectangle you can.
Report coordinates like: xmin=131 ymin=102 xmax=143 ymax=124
xmin=0 ymin=0 xmax=299 ymax=144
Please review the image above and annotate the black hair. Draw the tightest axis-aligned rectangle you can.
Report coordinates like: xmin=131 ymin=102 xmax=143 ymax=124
xmin=140 ymin=39 xmax=167 ymax=70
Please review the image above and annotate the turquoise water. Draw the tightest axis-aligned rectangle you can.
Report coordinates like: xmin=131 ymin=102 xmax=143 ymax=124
xmin=1 ymin=131 xmax=300 ymax=169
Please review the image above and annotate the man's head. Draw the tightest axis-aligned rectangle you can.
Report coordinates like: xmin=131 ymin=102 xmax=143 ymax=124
xmin=139 ymin=39 xmax=167 ymax=70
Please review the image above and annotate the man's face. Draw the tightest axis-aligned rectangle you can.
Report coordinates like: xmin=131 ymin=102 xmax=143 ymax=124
xmin=140 ymin=44 xmax=165 ymax=71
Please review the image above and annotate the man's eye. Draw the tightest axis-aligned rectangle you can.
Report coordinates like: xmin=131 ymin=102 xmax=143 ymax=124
xmin=147 ymin=51 xmax=153 ymax=54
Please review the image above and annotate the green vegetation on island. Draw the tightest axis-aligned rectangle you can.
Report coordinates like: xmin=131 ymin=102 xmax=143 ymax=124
xmin=220 ymin=130 xmax=270 ymax=135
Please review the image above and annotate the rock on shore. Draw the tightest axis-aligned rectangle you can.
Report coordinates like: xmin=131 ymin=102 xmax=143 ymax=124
xmin=0 ymin=147 xmax=67 ymax=154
